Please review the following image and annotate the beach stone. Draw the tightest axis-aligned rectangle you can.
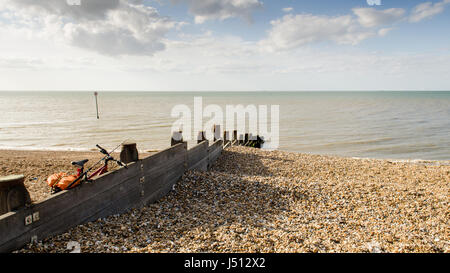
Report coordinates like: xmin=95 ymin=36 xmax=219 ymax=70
xmin=0 ymin=175 xmax=31 ymax=214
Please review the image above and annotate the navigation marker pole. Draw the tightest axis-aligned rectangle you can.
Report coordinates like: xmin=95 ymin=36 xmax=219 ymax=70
xmin=94 ymin=91 xmax=99 ymax=119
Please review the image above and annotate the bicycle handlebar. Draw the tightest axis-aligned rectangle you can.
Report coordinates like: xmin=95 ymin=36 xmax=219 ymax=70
xmin=96 ymin=144 xmax=127 ymax=168
xmin=96 ymin=144 xmax=109 ymax=155
xmin=66 ymin=143 xmax=128 ymax=190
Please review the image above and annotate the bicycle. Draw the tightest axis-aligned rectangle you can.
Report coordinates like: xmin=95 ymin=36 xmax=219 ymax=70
xmin=47 ymin=144 xmax=127 ymax=194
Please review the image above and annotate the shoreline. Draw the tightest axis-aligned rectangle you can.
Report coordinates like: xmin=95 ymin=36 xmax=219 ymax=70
xmin=0 ymin=147 xmax=161 ymax=154
xmin=2 ymin=146 xmax=449 ymax=166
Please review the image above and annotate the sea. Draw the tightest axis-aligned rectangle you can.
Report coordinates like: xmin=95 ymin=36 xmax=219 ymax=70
xmin=0 ymin=91 xmax=449 ymax=161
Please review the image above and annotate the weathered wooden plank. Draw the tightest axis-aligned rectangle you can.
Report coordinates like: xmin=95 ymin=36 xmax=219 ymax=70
xmin=207 ymin=140 xmax=223 ymax=169
xmin=38 ymin=172 xmax=141 ymax=235
xmin=142 ymin=168 xmax=184 ymax=205
xmin=0 ymin=173 xmax=142 ymax=253
xmin=84 ymin=179 xmax=142 ymax=222
xmin=187 ymin=141 xmax=208 ymax=171
xmin=88 ymin=144 xmax=188 ymax=218
xmin=133 ymin=143 xmax=186 ymax=206
xmin=0 ymin=162 xmax=141 ymax=252
xmin=0 ymin=162 xmax=139 ymax=246
xmin=141 ymin=157 xmax=185 ymax=205
xmin=209 ymin=139 xmax=223 ymax=150
xmin=189 ymin=157 xmax=208 ymax=171
xmin=141 ymin=143 xmax=186 ymax=169
xmin=0 ymin=140 xmax=225 ymax=253
xmin=209 ymin=150 xmax=222 ymax=165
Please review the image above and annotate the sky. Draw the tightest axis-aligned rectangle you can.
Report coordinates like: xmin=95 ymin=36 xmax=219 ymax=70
xmin=0 ymin=0 xmax=449 ymax=91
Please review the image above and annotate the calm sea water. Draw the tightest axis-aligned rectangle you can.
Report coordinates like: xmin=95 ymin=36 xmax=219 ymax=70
xmin=0 ymin=91 xmax=449 ymax=160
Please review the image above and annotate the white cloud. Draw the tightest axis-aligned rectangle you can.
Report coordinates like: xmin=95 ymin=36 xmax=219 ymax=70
xmin=0 ymin=57 xmax=44 ymax=71
xmin=173 ymin=0 xmax=263 ymax=24
xmin=0 ymin=0 xmax=178 ymax=56
xmin=1 ymin=26 xmax=449 ymax=91
xmin=1 ymin=0 xmax=449 ymax=91
xmin=261 ymin=6 xmax=411 ymax=52
xmin=353 ymin=7 xmax=405 ymax=28
xmin=377 ymin=28 xmax=392 ymax=37
xmin=261 ymin=14 xmax=376 ymax=51
xmin=0 ymin=0 xmax=120 ymax=21
xmin=409 ymin=0 xmax=450 ymax=23
xmin=282 ymin=7 xmax=293 ymax=13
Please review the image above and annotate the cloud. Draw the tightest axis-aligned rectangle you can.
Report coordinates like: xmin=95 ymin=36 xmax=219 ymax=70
xmin=173 ymin=0 xmax=263 ymax=24
xmin=261 ymin=14 xmax=376 ymax=51
xmin=0 ymin=57 xmax=44 ymax=71
xmin=353 ymin=7 xmax=405 ymax=27
xmin=0 ymin=0 xmax=178 ymax=56
xmin=261 ymin=6 xmax=411 ymax=52
xmin=377 ymin=28 xmax=393 ymax=37
xmin=0 ymin=0 xmax=120 ymax=21
xmin=409 ymin=0 xmax=450 ymax=22
xmin=282 ymin=7 xmax=293 ymax=13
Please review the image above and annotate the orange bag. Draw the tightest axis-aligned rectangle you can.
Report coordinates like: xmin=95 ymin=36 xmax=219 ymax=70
xmin=56 ymin=175 xmax=81 ymax=190
xmin=47 ymin=172 xmax=68 ymax=187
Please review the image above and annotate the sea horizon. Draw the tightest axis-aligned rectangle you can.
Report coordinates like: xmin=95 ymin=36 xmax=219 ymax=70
xmin=1 ymin=90 xmax=450 ymax=92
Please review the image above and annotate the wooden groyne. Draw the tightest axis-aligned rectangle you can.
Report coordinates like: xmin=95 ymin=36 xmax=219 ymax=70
xmin=0 ymin=127 xmax=262 ymax=253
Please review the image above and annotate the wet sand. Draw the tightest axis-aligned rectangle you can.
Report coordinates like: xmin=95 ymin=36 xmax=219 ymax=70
xmin=2 ymin=146 xmax=449 ymax=253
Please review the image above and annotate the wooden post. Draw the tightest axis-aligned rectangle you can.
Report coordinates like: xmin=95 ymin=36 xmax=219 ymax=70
xmin=120 ymin=142 xmax=139 ymax=164
xmin=233 ymin=130 xmax=237 ymax=142
xmin=256 ymin=135 xmax=263 ymax=148
xmin=213 ymin=124 xmax=221 ymax=142
xmin=244 ymin=133 xmax=249 ymax=145
xmin=197 ymin=131 xmax=206 ymax=144
xmin=94 ymin=92 xmax=99 ymax=119
xmin=239 ymin=134 xmax=244 ymax=145
xmin=0 ymin=175 xmax=31 ymax=214
xmin=223 ymin=131 xmax=231 ymax=145
xmin=171 ymin=131 xmax=184 ymax=146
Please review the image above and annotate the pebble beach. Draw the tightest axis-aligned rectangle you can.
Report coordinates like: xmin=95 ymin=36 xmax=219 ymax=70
xmin=2 ymin=146 xmax=449 ymax=253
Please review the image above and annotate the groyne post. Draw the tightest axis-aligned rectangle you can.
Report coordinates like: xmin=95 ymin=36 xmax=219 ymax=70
xmin=213 ymin=125 xmax=221 ymax=142
xmin=223 ymin=131 xmax=231 ymax=145
xmin=197 ymin=131 xmax=206 ymax=144
xmin=171 ymin=130 xmax=184 ymax=146
xmin=0 ymin=175 xmax=31 ymax=215
xmin=120 ymin=142 xmax=139 ymax=164
xmin=239 ymin=134 xmax=244 ymax=145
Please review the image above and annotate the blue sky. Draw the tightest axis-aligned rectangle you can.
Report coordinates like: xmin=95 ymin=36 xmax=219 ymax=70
xmin=0 ymin=0 xmax=449 ymax=91
xmin=159 ymin=0 xmax=450 ymax=51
